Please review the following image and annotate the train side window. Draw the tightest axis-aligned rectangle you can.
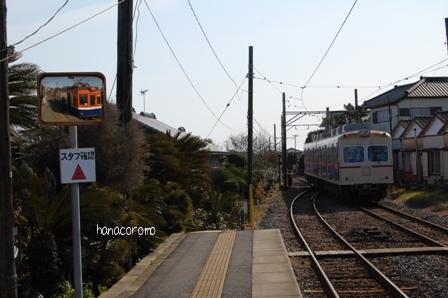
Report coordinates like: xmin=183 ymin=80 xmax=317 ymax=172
xmin=368 ymin=145 xmax=388 ymax=162
xmin=90 ymin=95 xmax=96 ymax=106
xmin=79 ymin=94 xmax=88 ymax=105
xmin=343 ymin=146 xmax=364 ymax=163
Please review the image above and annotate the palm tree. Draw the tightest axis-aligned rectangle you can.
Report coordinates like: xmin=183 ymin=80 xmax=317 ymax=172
xmin=9 ymin=62 xmax=41 ymax=129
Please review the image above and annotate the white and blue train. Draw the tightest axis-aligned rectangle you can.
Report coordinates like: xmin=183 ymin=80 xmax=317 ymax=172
xmin=304 ymin=124 xmax=393 ymax=202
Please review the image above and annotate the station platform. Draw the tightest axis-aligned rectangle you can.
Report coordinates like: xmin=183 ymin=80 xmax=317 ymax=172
xmin=100 ymin=229 xmax=302 ymax=298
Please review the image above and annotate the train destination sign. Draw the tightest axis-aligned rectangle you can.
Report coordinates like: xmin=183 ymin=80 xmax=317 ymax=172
xmin=37 ymin=72 xmax=106 ymax=125
xmin=59 ymin=148 xmax=96 ymax=184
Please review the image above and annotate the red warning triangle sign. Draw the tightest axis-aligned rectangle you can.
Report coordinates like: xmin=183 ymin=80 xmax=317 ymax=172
xmin=72 ymin=164 xmax=86 ymax=180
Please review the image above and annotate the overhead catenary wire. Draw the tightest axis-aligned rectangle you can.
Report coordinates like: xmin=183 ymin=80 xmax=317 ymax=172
xmin=254 ymin=75 xmax=380 ymax=90
xmin=10 ymin=0 xmax=70 ymax=47
xmin=0 ymin=0 xmax=129 ymax=64
xmin=207 ymin=75 xmax=247 ymax=137
xmin=186 ymin=0 xmax=280 ymax=140
xmin=188 ymin=0 xmax=254 ymax=136
xmin=362 ymin=55 xmax=448 ymax=101
xmin=143 ymin=0 xmax=235 ymax=131
xmin=302 ymin=0 xmax=358 ymax=88
xmin=187 ymin=0 xmax=238 ymax=88
xmin=254 ymin=117 xmax=273 ymax=138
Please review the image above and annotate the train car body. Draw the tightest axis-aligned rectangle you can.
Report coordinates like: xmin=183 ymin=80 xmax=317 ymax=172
xmin=304 ymin=124 xmax=393 ymax=201
xmin=59 ymin=86 xmax=103 ymax=118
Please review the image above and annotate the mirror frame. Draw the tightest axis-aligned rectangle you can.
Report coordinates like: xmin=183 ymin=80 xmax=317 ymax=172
xmin=37 ymin=72 xmax=106 ymax=126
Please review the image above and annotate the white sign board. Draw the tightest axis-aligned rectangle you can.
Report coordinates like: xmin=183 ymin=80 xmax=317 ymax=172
xmin=59 ymin=148 xmax=96 ymax=184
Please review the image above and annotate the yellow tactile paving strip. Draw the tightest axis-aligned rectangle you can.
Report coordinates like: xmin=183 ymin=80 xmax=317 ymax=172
xmin=191 ymin=230 xmax=236 ymax=298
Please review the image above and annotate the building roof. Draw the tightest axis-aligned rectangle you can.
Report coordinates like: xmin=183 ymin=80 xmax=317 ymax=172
xmin=434 ymin=111 xmax=448 ymax=135
xmin=362 ymin=76 xmax=448 ymax=108
xmin=134 ymin=112 xmax=186 ymax=137
xmin=402 ymin=116 xmax=432 ymax=138
xmin=134 ymin=112 xmax=228 ymax=153
xmin=391 ymin=120 xmax=411 ymax=139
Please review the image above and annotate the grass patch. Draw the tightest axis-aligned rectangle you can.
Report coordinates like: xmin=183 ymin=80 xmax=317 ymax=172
xmin=395 ymin=186 xmax=448 ymax=211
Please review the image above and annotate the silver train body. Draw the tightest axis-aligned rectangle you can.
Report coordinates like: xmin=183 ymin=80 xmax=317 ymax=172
xmin=304 ymin=124 xmax=393 ymax=201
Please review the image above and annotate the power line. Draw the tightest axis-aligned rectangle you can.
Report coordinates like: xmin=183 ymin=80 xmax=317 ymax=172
xmin=187 ymin=0 xmax=237 ymax=87
xmin=133 ymin=0 xmax=144 ymax=60
xmin=187 ymin=1 xmax=274 ymax=140
xmin=254 ymin=117 xmax=273 ymax=138
xmin=253 ymin=67 xmax=284 ymax=94
xmin=143 ymin=0 xmax=235 ymax=131
xmin=187 ymin=0 xmax=251 ymax=135
xmin=0 ymin=0 xmax=129 ymax=64
xmin=362 ymin=55 xmax=448 ymax=101
xmin=254 ymin=76 xmax=380 ymax=89
xmin=303 ymin=0 xmax=358 ymax=88
xmin=207 ymin=75 xmax=247 ymax=137
xmin=10 ymin=0 xmax=70 ymax=47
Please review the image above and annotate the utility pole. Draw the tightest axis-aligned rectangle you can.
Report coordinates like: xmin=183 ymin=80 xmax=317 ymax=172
xmin=247 ymin=46 xmax=254 ymax=228
xmin=387 ymin=97 xmax=393 ymax=134
xmin=117 ymin=0 xmax=133 ymax=123
xmin=282 ymin=93 xmax=287 ymax=189
xmin=354 ymin=89 xmax=359 ymax=123
xmin=325 ymin=107 xmax=330 ymax=130
xmin=293 ymin=134 xmax=298 ymax=150
xmin=273 ymin=123 xmax=277 ymax=152
xmin=0 ymin=0 xmax=18 ymax=296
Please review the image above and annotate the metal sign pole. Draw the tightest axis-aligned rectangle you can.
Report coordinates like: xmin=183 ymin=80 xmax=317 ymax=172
xmin=69 ymin=126 xmax=83 ymax=298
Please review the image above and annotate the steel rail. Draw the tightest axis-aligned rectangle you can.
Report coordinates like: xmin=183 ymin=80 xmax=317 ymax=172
xmin=313 ymin=195 xmax=409 ymax=298
xmin=361 ymin=208 xmax=446 ymax=247
xmin=377 ymin=203 xmax=448 ymax=234
xmin=289 ymin=191 xmax=340 ymax=298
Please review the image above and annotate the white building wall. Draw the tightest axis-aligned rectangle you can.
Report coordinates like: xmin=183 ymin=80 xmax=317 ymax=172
xmin=410 ymin=152 xmax=417 ymax=175
xmin=443 ymin=151 xmax=448 ymax=179
xmin=368 ymin=98 xmax=448 ymax=133
xmin=392 ymin=125 xmax=406 ymax=139
xmin=369 ymin=105 xmax=399 ymax=132
xmin=425 ymin=119 xmax=443 ymax=135
xmin=392 ymin=139 xmax=402 ymax=150
xmin=399 ymin=98 xmax=448 ymax=110
xmin=397 ymin=152 xmax=403 ymax=171
xmin=422 ymin=135 xmax=444 ymax=149
xmin=403 ymin=123 xmax=422 ymax=138
xmin=422 ymin=152 xmax=428 ymax=177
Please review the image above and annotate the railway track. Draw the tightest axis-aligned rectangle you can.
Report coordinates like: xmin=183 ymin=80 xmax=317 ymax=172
xmin=290 ymin=190 xmax=411 ymax=297
xmin=360 ymin=203 xmax=448 ymax=247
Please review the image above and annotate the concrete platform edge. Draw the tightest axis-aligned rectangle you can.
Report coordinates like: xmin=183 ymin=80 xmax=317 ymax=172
xmin=99 ymin=232 xmax=186 ymax=298
xmin=252 ymin=229 xmax=302 ymax=297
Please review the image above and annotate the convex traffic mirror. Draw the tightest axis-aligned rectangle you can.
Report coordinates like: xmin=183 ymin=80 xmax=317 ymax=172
xmin=38 ymin=72 xmax=106 ymax=125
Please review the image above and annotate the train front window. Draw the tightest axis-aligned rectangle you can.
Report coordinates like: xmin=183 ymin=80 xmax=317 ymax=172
xmin=79 ymin=94 xmax=87 ymax=105
xmin=97 ymin=96 xmax=101 ymax=105
xmin=368 ymin=145 xmax=388 ymax=162
xmin=90 ymin=95 xmax=96 ymax=106
xmin=343 ymin=146 xmax=364 ymax=163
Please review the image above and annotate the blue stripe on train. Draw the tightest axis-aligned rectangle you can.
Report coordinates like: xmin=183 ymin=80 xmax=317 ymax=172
xmin=71 ymin=107 xmax=103 ymax=118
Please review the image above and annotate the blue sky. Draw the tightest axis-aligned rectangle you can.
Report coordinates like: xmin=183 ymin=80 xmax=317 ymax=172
xmin=7 ymin=0 xmax=448 ymax=149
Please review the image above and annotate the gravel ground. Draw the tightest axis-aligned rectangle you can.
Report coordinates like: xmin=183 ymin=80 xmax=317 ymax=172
xmin=369 ymin=255 xmax=448 ymax=298
xmin=381 ymin=199 xmax=448 ymax=228
xmin=258 ymin=182 xmax=307 ymax=252
xmin=317 ymin=195 xmax=429 ymax=250
xmin=366 ymin=206 xmax=448 ymax=246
